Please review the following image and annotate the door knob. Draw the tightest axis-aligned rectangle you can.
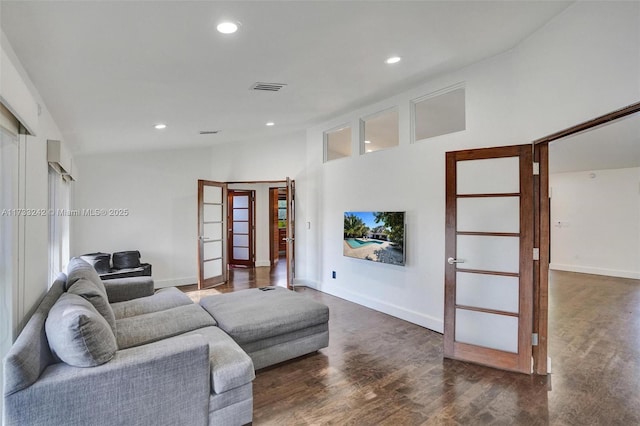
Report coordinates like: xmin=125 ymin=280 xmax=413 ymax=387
xmin=447 ymin=257 xmax=464 ymax=265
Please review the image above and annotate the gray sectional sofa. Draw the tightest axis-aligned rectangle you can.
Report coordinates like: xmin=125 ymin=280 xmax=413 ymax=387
xmin=3 ymin=258 xmax=330 ymax=426
xmin=3 ymin=259 xmax=254 ymax=426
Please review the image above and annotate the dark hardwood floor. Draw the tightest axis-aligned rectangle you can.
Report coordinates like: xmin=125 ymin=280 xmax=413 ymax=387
xmin=186 ymin=266 xmax=640 ymax=425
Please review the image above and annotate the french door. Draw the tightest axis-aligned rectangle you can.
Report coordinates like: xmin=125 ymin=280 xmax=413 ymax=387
xmin=197 ymin=180 xmax=227 ymax=288
xmin=228 ymin=190 xmax=255 ymax=267
xmin=444 ymin=145 xmax=534 ymax=373
xmin=286 ymin=178 xmax=295 ymax=289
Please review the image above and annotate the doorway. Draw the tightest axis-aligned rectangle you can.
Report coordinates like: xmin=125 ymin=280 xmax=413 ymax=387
xmin=533 ymin=101 xmax=640 ymax=374
xmin=197 ymin=178 xmax=295 ymax=289
xmin=269 ymin=188 xmax=288 ymax=266
xmin=228 ymin=189 xmax=255 ymax=268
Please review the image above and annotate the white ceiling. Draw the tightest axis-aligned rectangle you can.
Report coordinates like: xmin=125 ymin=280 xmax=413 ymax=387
xmin=1 ymin=1 xmax=572 ymax=155
xmin=549 ymin=112 xmax=640 ymax=174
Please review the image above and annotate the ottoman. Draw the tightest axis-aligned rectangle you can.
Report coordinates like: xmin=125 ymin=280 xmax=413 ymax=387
xmin=199 ymin=287 xmax=329 ymax=370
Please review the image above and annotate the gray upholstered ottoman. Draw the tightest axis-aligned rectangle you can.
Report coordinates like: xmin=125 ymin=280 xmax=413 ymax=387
xmin=200 ymin=287 xmax=329 ymax=370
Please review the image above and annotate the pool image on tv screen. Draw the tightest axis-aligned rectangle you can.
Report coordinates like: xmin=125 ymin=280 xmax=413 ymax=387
xmin=343 ymin=211 xmax=405 ymax=266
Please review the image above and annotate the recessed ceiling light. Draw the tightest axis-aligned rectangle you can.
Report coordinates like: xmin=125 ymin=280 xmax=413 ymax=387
xmin=266 ymin=122 xmax=275 ymax=126
xmin=364 ymin=140 xmax=371 ymax=144
xmin=154 ymin=123 xmax=167 ymax=130
xmin=385 ymin=56 xmax=401 ymax=64
xmin=217 ymin=22 xmax=238 ymax=34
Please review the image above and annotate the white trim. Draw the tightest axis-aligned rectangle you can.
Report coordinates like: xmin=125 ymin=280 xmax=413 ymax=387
xmin=255 ymin=260 xmax=271 ymax=267
xmin=318 ymin=284 xmax=444 ymax=333
xmin=550 ymin=263 xmax=640 ymax=280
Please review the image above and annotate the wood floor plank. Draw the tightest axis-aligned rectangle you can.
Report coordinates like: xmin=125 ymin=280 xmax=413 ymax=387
xmin=186 ymin=267 xmax=640 ymax=425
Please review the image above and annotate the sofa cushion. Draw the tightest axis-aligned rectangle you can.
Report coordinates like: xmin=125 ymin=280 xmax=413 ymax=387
xmin=45 ymin=293 xmax=117 ymax=367
xmin=199 ymin=287 xmax=330 ymax=344
xmin=68 ymin=278 xmax=117 ymax=334
xmin=181 ymin=326 xmax=255 ymax=394
xmin=111 ymin=287 xmax=194 ymax=320
xmin=66 ymin=257 xmax=107 ymax=296
xmin=116 ymin=304 xmax=216 ymax=349
xmin=3 ymin=276 xmax=66 ymax=395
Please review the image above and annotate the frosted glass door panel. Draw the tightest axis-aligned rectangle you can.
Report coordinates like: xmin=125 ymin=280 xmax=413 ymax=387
xmin=203 ymin=185 xmax=222 ymax=202
xmin=233 ymin=248 xmax=249 ymax=260
xmin=233 ymin=222 xmax=249 ymax=234
xmin=456 ymin=272 xmax=519 ymax=313
xmin=204 ymin=204 xmax=222 ymax=222
xmin=233 ymin=209 xmax=248 ymax=221
xmin=457 ymin=197 xmax=520 ymax=233
xmin=203 ymin=241 xmax=222 ymax=260
xmin=203 ymin=223 xmax=222 ymax=240
xmin=455 ymin=309 xmax=518 ymax=353
xmin=204 ymin=259 xmax=222 ymax=279
xmin=233 ymin=195 xmax=249 ymax=208
xmin=457 ymin=157 xmax=519 ymax=194
xmin=457 ymin=235 xmax=519 ymax=273
xmin=233 ymin=235 xmax=249 ymax=246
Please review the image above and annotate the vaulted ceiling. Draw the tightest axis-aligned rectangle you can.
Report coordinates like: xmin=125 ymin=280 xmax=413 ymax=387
xmin=1 ymin=1 xmax=573 ymax=155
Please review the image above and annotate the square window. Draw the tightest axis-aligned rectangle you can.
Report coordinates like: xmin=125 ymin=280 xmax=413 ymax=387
xmin=361 ymin=108 xmax=399 ymax=154
xmin=324 ymin=125 xmax=351 ymax=162
xmin=413 ymin=87 xmax=465 ymax=142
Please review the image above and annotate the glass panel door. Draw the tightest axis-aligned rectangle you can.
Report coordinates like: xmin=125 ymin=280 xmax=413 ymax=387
xmin=444 ymin=145 xmax=533 ymax=373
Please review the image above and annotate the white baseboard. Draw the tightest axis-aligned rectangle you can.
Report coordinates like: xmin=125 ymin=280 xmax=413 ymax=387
xmin=293 ymin=278 xmax=320 ymax=289
xmin=154 ymin=276 xmax=197 ymax=289
xmin=255 ymin=260 xmax=271 ymax=267
xmin=316 ymin=284 xmax=443 ymax=333
xmin=550 ymin=263 xmax=640 ymax=279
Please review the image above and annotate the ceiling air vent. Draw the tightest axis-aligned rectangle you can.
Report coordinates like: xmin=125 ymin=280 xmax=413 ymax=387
xmin=250 ymin=82 xmax=287 ymax=92
xmin=199 ymin=130 xmax=219 ymax=135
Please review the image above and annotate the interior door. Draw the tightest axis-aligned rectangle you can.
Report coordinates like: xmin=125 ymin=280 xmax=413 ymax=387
xmin=197 ymin=180 xmax=227 ymax=288
xmin=269 ymin=187 xmax=279 ymax=266
xmin=444 ymin=145 xmax=534 ymax=374
xmin=228 ymin=190 xmax=255 ymax=267
xmin=285 ymin=178 xmax=295 ymax=289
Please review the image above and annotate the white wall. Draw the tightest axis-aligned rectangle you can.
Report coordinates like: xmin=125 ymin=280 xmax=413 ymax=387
xmin=297 ymin=1 xmax=640 ymax=333
xmin=209 ymin=132 xmax=307 ymax=182
xmin=72 ymin=133 xmax=306 ymax=287
xmin=550 ymin=168 xmax=640 ymax=279
xmin=72 ymin=147 xmax=214 ymax=287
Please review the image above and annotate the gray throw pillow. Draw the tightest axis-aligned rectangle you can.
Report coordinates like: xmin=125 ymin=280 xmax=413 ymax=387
xmin=46 ymin=293 xmax=117 ymax=367
xmin=68 ymin=278 xmax=117 ymax=335
xmin=66 ymin=257 xmax=108 ymax=296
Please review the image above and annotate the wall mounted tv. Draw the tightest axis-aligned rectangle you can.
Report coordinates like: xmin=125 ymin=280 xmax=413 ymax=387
xmin=343 ymin=211 xmax=405 ymax=266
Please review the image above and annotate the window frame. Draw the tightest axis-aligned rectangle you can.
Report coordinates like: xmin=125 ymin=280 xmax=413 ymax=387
xmin=411 ymin=83 xmax=466 ymax=144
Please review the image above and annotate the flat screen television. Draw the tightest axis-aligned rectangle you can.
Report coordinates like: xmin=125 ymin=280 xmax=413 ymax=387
xmin=343 ymin=211 xmax=405 ymax=266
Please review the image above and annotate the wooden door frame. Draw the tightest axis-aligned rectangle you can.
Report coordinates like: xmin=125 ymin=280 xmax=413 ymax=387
xmin=268 ymin=187 xmax=279 ymax=266
xmin=531 ymin=101 xmax=640 ymax=374
xmin=445 ymin=144 xmax=533 ymax=374
xmin=286 ymin=178 xmax=295 ymax=289
xmin=197 ymin=179 xmax=227 ymax=289
xmin=227 ymin=189 xmax=256 ymax=268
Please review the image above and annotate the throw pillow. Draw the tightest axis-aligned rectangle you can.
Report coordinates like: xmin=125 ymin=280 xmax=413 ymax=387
xmin=66 ymin=257 xmax=108 ymax=296
xmin=46 ymin=293 xmax=117 ymax=367
xmin=68 ymin=278 xmax=117 ymax=335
